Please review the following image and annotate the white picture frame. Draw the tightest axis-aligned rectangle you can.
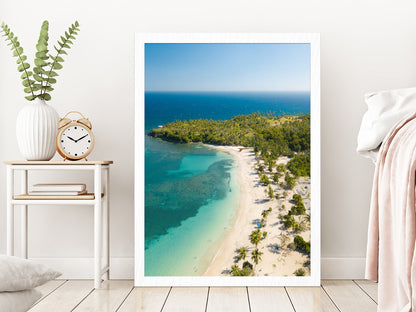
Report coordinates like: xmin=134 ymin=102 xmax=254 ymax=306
xmin=135 ymin=33 xmax=320 ymax=286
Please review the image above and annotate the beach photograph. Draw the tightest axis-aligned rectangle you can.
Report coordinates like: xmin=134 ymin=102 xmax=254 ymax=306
xmin=142 ymin=41 xmax=312 ymax=279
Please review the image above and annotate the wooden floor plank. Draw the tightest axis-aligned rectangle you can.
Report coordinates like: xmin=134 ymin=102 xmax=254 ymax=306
xmin=321 ymin=280 xmax=377 ymax=312
xmin=162 ymin=287 xmax=208 ymax=312
xmin=286 ymin=286 xmax=339 ymax=312
xmin=117 ymin=287 xmax=171 ymax=312
xmin=34 ymin=280 xmax=67 ymax=303
xmin=248 ymin=287 xmax=294 ymax=312
xmin=73 ymin=280 xmax=133 ymax=312
xmin=206 ymin=287 xmax=250 ymax=312
xmin=29 ymin=280 xmax=94 ymax=312
xmin=354 ymin=280 xmax=378 ymax=303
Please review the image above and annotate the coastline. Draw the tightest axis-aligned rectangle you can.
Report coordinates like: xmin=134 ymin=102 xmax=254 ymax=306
xmin=144 ymin=144 xmax=240 ymax=276
xmin=203 ymin=144 xmax=311 ymax=277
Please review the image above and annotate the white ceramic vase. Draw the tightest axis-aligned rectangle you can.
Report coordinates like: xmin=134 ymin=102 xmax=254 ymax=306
xmin=16 ymin=98 xmax=60 ymax=161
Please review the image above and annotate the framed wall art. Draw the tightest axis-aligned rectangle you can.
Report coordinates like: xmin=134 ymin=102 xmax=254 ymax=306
xmin=135 ymin=33 xmax=320 ymax=286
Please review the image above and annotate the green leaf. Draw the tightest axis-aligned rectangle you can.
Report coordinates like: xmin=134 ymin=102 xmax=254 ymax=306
xmin=25 ymin=95 xmax=36 ymax=101
xmin=33 ymin=74 xmax=43 ymax=82
xmin=34 ymin=59 xmax=48 ymax=67
xmin=32 ymin=83 xmax=42 ymax=91
xmin=75 ymin=21 xmax=80 ymax=27
xmin=22 ymin=79 xmax=35 ymax=87
xmin=59 ymin=49 xmax=67 ymax=55
xmin=53 ymin=62 xmax=63 ymax=70
xmin=44 ymin=86 xmax=54 ymax=92
xmin=48 ymin=71 xmax=59 ymax=77
xmin=24 ymin=87 xmax=33 ymax=93
xmin=12 ymin=46 xmax=23 ymax=56
xmin=35 ymin=51 xmax=48 ymax=59
xmin=43 ymin=93 xmax=51 ymax=101
xmin=18 ymin=63 xmax=30 ymax=72
xmin=47 ymin=77 xmax=57 ymax=84
xmin=21 ymin=71 xmax=32 ymax=79
xmin=33 ymin=67 xmax=42 ymax=74
xmin=62 ymin=44 xmax=70 ymax=49
xmin=16 ymin=55 xmax=27 ymax=64
xmin=36 ymin=43 xmax=47 ymax=52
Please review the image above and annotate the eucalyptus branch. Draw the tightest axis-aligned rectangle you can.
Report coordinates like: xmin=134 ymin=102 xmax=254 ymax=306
xmin=42 ymin=21 xmax=80 ymax=99
xmin=0 ymin=22 xmax=35 ymax=99
xmin=0 ymin=20 xmax=80 ymax=102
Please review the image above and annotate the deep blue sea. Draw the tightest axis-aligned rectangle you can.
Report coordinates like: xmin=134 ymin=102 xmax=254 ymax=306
xmin=144 ymin=91 xmax=310 ymax=276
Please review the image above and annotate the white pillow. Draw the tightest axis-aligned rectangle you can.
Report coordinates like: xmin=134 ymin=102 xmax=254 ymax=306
xmin=0 ymin=255 xmax=61 ymax=292
xmin=357 ymin=87 xmax=416 ymax=162
xmin=0 ymin=289 xmax=42 ymax=312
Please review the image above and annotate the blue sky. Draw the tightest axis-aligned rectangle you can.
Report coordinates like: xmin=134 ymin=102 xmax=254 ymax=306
xmin=145 ymin=43 xmax=310 ymax=92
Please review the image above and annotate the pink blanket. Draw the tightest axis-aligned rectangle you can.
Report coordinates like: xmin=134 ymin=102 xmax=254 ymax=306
xmin=366 ymin=112 xmax=416 ymax=311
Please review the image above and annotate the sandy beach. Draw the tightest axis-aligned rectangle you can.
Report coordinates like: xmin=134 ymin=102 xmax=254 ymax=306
xmin=203 ymin=144 xmax=311 ymax=277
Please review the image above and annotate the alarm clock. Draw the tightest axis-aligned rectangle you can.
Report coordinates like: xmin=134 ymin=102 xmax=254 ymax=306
xmin=55 ymin=111 xmax=94 ymax=160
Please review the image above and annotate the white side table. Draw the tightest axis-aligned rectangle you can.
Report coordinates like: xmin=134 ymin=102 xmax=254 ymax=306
xmin=4 ymin=160 xmax=113 ymax=289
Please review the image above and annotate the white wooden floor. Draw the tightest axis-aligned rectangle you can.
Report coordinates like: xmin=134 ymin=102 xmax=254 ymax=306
xmin=28 ymin=279 xmax=378 ymax=312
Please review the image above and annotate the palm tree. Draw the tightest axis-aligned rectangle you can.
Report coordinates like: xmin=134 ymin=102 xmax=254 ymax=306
xmin=261 ymin=210 xmax=269 ymax=219
xmin=250 ymin=230 xmax=261 ymax=247
xmin=251 ymin=249 xmax=263 ymax=265
xmin=237 ymin=247 xmax=248 ymax=261
xmin=231 ymin=264 xmax=241 ymax=276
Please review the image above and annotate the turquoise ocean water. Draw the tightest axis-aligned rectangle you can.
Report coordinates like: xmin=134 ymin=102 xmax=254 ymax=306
xmin=145 ymin=91 xmax=310 ymax=276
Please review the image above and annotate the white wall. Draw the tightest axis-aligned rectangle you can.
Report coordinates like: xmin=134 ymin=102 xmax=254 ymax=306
xmin=1 ymin=0 xmax=416 ymax=279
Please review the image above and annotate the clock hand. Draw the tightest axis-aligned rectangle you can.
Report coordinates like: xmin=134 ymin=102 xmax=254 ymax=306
xmin=67 ymin=136 xmax=77 ymax=142
xmin=75 ymin=134 xmax=89 ymax=143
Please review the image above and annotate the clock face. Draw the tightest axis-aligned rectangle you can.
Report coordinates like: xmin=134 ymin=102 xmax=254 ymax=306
xmin=58 ymin=124 xmax=93 ymax=159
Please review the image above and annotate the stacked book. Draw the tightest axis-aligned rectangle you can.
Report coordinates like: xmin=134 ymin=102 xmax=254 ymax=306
xmin=29 ymin=184 xmax=87 ymax=196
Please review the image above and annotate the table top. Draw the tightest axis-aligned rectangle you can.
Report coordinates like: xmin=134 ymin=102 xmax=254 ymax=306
xmin=4 ymin=161 xmax=113 ymax=165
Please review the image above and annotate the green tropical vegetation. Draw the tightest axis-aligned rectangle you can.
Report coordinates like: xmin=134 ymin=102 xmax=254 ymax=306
xmin=230 ymin=261 xmax=254 ymax=276
xmin=288 ymin=154 xmax=310 ymax=177
xmin=237 ymin=247 xmax=248 ymax=261
xmin=231 ymin=261 xmax=253 ymax=276
xmin=289 ymin=194 xmax=306 ymax=215
xmin=148 ymin=112 xmax=310 ymax=177
xmin=251 ymin=248 xmax=263 ymax=265
xmin=267 ymin=186 xmax=274 ymax=199
xmin=294 ymin=235 xmax=311 ymax=253
xmin=276 ymin=164 xmax=286 ymax=173
xmin=284 ymin=173 xmax=296 ymax=189
xmin=260 ymin=174 xmax=270 ymax=186
xmin=1 ymin=20 xmax=80 ymax=101
xmin=250 ymin=229 xmax=262 ymax=247
xmin=294 ymin=268 xmax=306 ymax=276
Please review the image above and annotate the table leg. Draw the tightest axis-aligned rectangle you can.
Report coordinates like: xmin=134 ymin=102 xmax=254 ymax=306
xmin=94 ymin=164 xmax=102 ymax=288
xmin=103 ymin=167 xmax=110 ymax=280
xmin=21 ymin=170 xmax=28 ymax=259
xmin=6 ymin=165 xmax=14 ymax=256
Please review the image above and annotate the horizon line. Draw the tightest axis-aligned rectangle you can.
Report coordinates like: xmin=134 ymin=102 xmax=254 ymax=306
xmin=145 ymin=90 xmax=310 ymax=93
